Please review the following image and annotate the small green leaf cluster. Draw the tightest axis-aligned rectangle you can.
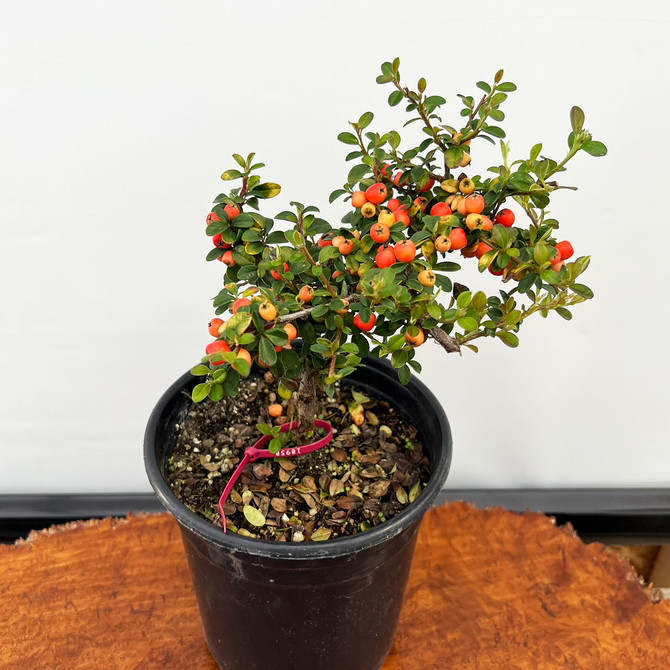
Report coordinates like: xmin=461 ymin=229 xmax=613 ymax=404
xmin=192 ymin=59 xmax=606 ymax=423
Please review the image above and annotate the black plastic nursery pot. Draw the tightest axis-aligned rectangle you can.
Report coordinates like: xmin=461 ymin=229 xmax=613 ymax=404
xmin=145 ymin=357 xmax=452 ymax=670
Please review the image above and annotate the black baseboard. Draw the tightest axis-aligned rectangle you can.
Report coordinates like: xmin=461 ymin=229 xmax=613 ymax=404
xmin=1 ymin=489 xmax=669 ymax=544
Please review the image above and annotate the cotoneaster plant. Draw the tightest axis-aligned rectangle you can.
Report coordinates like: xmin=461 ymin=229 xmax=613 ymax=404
xmin=194 ymin=58 xmax=606 ymax=445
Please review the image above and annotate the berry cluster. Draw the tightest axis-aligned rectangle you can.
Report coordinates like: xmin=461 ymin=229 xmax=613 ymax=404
xmin=191 ymin=59 xmax=606 ymax=433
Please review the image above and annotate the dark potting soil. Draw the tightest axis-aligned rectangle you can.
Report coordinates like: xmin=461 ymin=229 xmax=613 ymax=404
xmin=166 ymin=372 xmax=430 ymax=542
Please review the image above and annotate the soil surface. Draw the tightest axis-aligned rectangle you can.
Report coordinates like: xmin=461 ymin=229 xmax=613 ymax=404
xmin=167 ymin=372 xmax=430 ymax=542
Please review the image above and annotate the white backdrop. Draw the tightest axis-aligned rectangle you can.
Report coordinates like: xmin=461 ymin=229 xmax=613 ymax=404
xmin=1 ymin=0 xmax=668 ymax=493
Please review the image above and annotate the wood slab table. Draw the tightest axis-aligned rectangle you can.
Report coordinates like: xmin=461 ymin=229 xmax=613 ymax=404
xmin=1 ymin=502 xmax=669 ymax=669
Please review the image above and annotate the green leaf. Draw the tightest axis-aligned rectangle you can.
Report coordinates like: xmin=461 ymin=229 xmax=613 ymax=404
xmin=388 ymin=90 xmax=403 ymax=107
xmin=329 ymin=189 xmax=347 ymax=204
xmin=358 ymin=111 xmax=374 ymax=129
xmin=570 ymin=106 xmax=585 ymax=133
xmin=265 ymin=328 xmax=289 ymax=347
xmin=209 ymin=384 xmax=224 ymax=402
xmin=445 ymin=146 xmax=464 ymax=169
xmin=259 ymin=337 xmax=278 ymax=366
xmin=424 ymin=95 xmax=446 ymax=107
xmin=582 ymin=140 xmax=607 ymax=157
xmin=243 ymin=505 xmax=266 ymax=527
xmin=221 ymin=368 xmax=240 ymax=396
xmin=482 ymin=125 xmax=506 ymax=138
xmin=398 ymin=365 xmax=412 ymax=385
xmin=253 ymin=183 xmax=282 ymax=199
xmin=192 ymin=383 xmax=210 ymax=403
xmin=457 ymin=316 xmax=478 ymax=331
xmin=571 ymin=283 xmax=594 ymax=299
xmin=221 ymin=169 xmax=243 ymax=181
xmin=456 ymin=291 xmax=472 ymax=309
xmin=476 ymin=81 xmax=491 ymax=93
xmin=497 ymin=331 xmax=519 ymax=348
xmin=190 ymin=364 xmax=210 ymax=377
xmin=530 ymin=143 xmax=543 ymax=162
xmin=540 ymin=269 xmax=562 ymax=284
xmin=222 ymin=312 xmax=252 ymax=336
xmin=231 ymin=357 xmax=250 ymax=377
xmin=497 ymin=82 xmax=517 ymax=92
xmin=556 ymin=307 xmax=573 ymax=320
xmin=232 ymin=153 xmax=246 ymax=168
xmin=338 ymin=132 xmax=359 ymax=145
xmin=347 ymin=163 xmax=370 ymax=186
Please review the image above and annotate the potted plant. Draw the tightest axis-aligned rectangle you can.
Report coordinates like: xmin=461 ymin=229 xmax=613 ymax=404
xmin=145 ymin=58 xmax=606 ymax=670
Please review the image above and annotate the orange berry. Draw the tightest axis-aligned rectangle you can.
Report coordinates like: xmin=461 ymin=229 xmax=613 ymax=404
xmin=208 ymin=318 xmax=224 ymax=337
xmin=298 ymin=285 xmax=314 ymax=303
xmin=387 ymin=198 xmax=401 ymax=212
xmin=435 ymin=235 xmax=452 ymax=253
xmin=339 ymin=239 xmax=355 ymax=255
xmin=351 ymin=191 xmax=368 ymax=208
xmin=448 ymin=228 xmax=468 ymax=250
xmin=283 ymin=322 xmax=298 ymax=342
xmin=464 ymin=194 xmax=485 ymax=214
xmin=236 ymin=348 xmax=252 ymax=366
xmin=394 ymin=239 xmax=416 ymax=263
xmin=219 ymin=250 xmax=236 ymax=266
xmin=405 ymin=328 xmax=425 ymax=347
xmin=413 ymin=196 xmax=429 ymax=213
xmin=268 ymin=404 xmax=283 ymax=418
xmin=418 ymin=270 xmax=436 ymax=287
xmin=370 ymin=223 xmax=390 ymax=244
xmin=394 ymin=209 xmax=410 ymax=227
xmin=365 ymin=183 xmax=388 ymax=205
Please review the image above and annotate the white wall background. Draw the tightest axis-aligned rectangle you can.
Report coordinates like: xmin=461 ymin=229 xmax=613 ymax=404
xmin=1 ymin=0 xmax=668 ymax=493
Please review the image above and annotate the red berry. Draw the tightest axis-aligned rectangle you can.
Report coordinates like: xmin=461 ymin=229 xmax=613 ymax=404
xmin=375 ymin=246 xmax=396 ymax=269
xmin=206 ymin=340 xmax=231 ymax=365
xmin=271 ymin=262 xmax=289 ymax=280
xmin=430 ymin=202 xmax=452 ymax=217
xmin=495 ymin=208 xmax=515 ymax=227
xmin=224 ymin=204 xmax=240 ymax=221
xmin=448 ymin=228 xmax=468 ymax=250
xmin=206 ymin=212 xmax=221 ymax=225
xmin=556 ymin=240 xmax=574 ymax=260
xmin=353 ymin=313 xmax=376 ymax=332
xmin=232 ymin=298 xmax=251 ymax=314
xmin=212 ymin=233 xmax=230 ymax=249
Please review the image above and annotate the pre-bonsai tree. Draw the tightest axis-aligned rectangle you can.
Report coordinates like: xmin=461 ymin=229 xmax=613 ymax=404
xmin=193 ymin=57 xmax=606 ymax=530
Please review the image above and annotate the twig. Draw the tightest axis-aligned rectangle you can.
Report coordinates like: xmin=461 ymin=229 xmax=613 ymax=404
xmin=428 ymin=327 xmax=461 ymax=353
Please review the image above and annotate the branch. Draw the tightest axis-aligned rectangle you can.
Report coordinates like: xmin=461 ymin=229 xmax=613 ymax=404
xmin=428 ymin=327 xmax=461 ymax=353
xmin=277 ymin=294 xmax=361 ymax=324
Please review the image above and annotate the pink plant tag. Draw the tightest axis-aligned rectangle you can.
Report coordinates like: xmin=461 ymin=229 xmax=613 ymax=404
xmin=218 ymin=419 xmax=333 ymax=533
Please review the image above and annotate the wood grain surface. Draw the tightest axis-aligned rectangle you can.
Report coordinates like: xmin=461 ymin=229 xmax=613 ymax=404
xmin=1 ymin=502 xmax=668 ymax=669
